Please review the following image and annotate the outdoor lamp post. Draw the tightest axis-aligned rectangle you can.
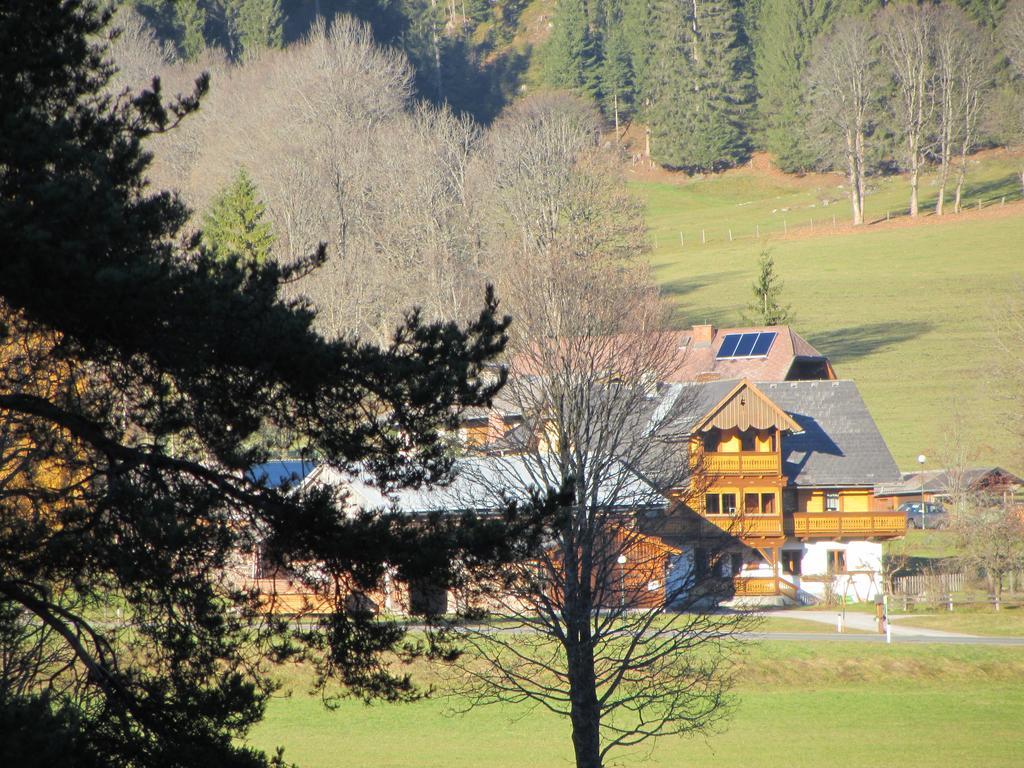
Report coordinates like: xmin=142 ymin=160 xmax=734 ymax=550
xmin=917 ymin=454 xmax=927 ymax=529
xmin=617 ymin=554 xmax=627 ymax=610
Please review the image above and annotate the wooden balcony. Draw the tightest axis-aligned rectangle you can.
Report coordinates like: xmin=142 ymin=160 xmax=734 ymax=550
xmin=705 ymin=514 xmax=784 ymax=538
xmin=791 ymin=511 xmax=907 ymax=539
xmin=703 ymin=451 xmax=781 ymax=476
xmin=733 ymin=577 xmax=799 ymax=602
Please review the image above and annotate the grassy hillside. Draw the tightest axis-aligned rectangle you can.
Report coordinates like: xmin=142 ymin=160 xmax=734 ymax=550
xmin=633 ymin=152 xmax=1024 ymax=469
xmin=249 ymin=641 xmax=1024 ymax=767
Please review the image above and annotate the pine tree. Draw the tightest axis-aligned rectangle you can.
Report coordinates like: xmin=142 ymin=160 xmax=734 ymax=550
xmin=174 ymin=0 xmax=207 ymax=58
xmin=754 ymin=0 xmax=835 ymax=171
xmin=744 ymin=249 xmax=793 ymax=325
xmin=599 ymin=14 xmax=635 ymax=132
xmin=202 ymin=167 xmax=276 ymax=264
xmin=648 ymin=0 xmax=754 ymax=171
xmin=233 ymin=0 xmax=284 ymax=55
xmin=544 ymin=0 xmax=602 ymax=99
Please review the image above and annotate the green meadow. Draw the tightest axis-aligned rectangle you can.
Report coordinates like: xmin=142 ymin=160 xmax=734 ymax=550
xmin=633 ymin=152 xmax=1024 ymax=469
xmin=249 ymin=640 xmax=1024 ymax=768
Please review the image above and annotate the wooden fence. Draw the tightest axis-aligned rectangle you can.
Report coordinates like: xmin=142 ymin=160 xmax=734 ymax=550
xmin=894 ymin=572 xmax=964 ymax=596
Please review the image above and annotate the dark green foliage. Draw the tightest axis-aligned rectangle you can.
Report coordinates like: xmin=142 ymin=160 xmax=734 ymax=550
xmin=132 ymin=1 xmax=284 ymax=59
xmin=954 ymin=0 xmax=1008 ymax=28
xmin=754 ymin=0 xmax=834 ymax=171
xmin=600 ymin=20 xmax=635 ymax=128
xmin=0 ymin=2 xmax=548 ymax=765
xmin=203 ymin=168 xmax=276 ymax=264
xmin=648 ymin=0 xmax=754 ymax=171
xmin=543 ymin=0 xmax=602 ymax=99
xmin=743 ymin=249 xmax=792 ymax=325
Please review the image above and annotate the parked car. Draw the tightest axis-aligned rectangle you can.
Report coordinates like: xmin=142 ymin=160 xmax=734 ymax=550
xmin=898 ymin=501 xmax=948 ymax=529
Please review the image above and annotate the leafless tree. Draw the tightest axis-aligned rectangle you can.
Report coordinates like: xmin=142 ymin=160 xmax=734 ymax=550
xmin=137 ymin=17 xmax=489 ymax=344
xmin=104 ymin=6 xmax=176 ymax=95
xmin=1000 ymin=0 xmax=1024 ymax=196
xmin=446 ymin=95 xmax=750 ymax=768
xmin=806 ymin=18 xmax=879 ymax=226
xmin=931 ymin=7 xmax=992 ymax=215
xmin=878 ymin=3 xmax=935 ymax=219
xmin=955 ymin=495 xmax=1024 ymax=606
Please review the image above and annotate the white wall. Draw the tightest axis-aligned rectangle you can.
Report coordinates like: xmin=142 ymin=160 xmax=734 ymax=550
xmin=792 ymin=540 xmax=883 ymax=602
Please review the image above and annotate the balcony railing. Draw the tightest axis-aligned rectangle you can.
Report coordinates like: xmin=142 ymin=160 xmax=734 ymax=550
xmin=703 ymin=451 xmax=781 ymax=476
xmin=732 ymin=577 xmax=799 ymax=601
xmin=704 ymin=514 xmax=784 ymax=537
xmin=791 ymin=512 xmax=907 ymax=539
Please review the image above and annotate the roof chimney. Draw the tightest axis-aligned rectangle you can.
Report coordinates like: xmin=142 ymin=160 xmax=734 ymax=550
xmin=691 ymin=324 xmax=715 ymax=346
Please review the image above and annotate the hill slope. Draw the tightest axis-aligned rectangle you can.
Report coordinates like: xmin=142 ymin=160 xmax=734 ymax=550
xmin=635 ymin=152 xmax=1024 ymax=470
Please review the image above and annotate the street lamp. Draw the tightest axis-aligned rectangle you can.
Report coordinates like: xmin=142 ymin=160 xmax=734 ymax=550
xmin=617 ymin=554 xmax=627 ymax=610
xmin=917 ymin=454 xmax=927 ymax=529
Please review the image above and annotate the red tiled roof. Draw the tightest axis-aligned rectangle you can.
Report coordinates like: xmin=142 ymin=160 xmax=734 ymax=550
xmin=662 ymin=325 xmax=833 ymax=383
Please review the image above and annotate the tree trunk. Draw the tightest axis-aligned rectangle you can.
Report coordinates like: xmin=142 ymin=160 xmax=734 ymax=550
xmin=568 ymin=634 xmax=603 ymax=768
xmin=855 ymin=129 xmax=867 ymax=225
xmin=936 ymin=159 xmax=949 ymax=216
xmin=954 ymin=159 xmax=967 ymax=213
xmin=846 ymin=130 xmax=863 ymax=226
xmin=613 ymin=93 xmax=619 ymax=141
xmin=909 ymin=159 xmax=920 ymax=217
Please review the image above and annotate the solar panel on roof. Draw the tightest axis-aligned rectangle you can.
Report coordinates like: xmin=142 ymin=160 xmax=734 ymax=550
xmin=716 ymin=331 xmax=778 ymax=359
xmin=717 ymin=333 xmax=741 ymax=357
xmin=750 ymin=331 xmax=777 ymax=356
xmin=734 ymin=333 xmax=757 ymax=356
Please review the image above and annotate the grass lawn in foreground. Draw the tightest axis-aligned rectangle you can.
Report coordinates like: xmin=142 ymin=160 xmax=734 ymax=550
xmin=248 ymin=641 xmax=1024 ymax=768
xmin=633 ymin=153 xmax=1024 ymax=469
xmin=893 ymin=605 xmax=1024 ymax=636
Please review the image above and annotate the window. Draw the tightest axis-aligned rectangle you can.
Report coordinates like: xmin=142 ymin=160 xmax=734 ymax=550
xmin=825 ymin=490 xmax=840 ymax=512
xmin=744 ymin=493 xmax=760 ymax=515
xmin=741 ymin=431 xmax=756 ymax=452
xmin=702 ymin=430 xmax=719 ymax=452
xmin=721 ymin=493 xmax=737 ymax=514
xmin=705 ymin=494 xmax=721 ymax=515
xmin=761 ymin=493 xmax=776 ymax=515
xmin=730 ymin=553 xmax=744 ymax=576
xmin=782 ymin=551 xmax=802 ymax=576
xmin=694 ymin=548 xmax=709 ymax=576
xmin=826 ymin=550 xmax=847 ymax=576
xmin=783 ymin=489 xmax=798 ymax=514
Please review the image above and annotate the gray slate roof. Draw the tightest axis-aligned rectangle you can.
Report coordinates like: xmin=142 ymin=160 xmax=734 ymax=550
xmin=307 ymin=453 xmax=663 ymax=515
xmin=758 ymin=380 xmax=900 ymax=487
xmin=876 ymin=466 xmax=1024 ymax=496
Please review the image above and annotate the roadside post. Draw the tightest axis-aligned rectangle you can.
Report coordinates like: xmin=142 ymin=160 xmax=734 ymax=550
xmin=883 ymin=593 xmax=892 ymax=644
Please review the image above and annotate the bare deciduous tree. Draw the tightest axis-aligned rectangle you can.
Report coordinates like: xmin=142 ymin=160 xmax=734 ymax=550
xmin=932 ymin=7 xmax=992 ymax=216
xmin=447 ymin=95 xmax=750 ymax=768
xmin=879 ymin=3 xmax=934 ymax=219
xmin=956 ymin=496 xmax=1024 ymax=606
xmin=807 ymin=18 xmax=878 ymax=226
xmin=132 ymin=17 xmax=487 ymax=345
xmin=1000 ymin=0 xmax=1024 ymax=196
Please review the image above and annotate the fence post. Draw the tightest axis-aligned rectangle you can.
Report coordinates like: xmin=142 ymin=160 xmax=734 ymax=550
xmin=947 ymin=594 xmax=953 ymax=612
xmin=679 ymin=231 xmax=684 ymax=247
xmin=978 ymin=199 xmax=982 ymax=211
xmin=729 ymin=228 xmax=733 ymax=242
xmin=756 ymin=224 xmax=760 ymax=238
xmin=783 ymin=219 xmax=787 ymax=234
xmin=886 ymin=210 xmax=890 ymax=222
xmin=702 ymin=229 xmax=706 ymax=244
xmin=832 ymin=215 xmax=836 ymax=229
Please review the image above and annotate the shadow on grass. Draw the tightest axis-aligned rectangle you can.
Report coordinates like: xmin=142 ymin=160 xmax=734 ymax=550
xmin=868 ymin=172 xmax=1022 ymax=221
xmin=809 ymin=321 xmax=932 ymax=365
